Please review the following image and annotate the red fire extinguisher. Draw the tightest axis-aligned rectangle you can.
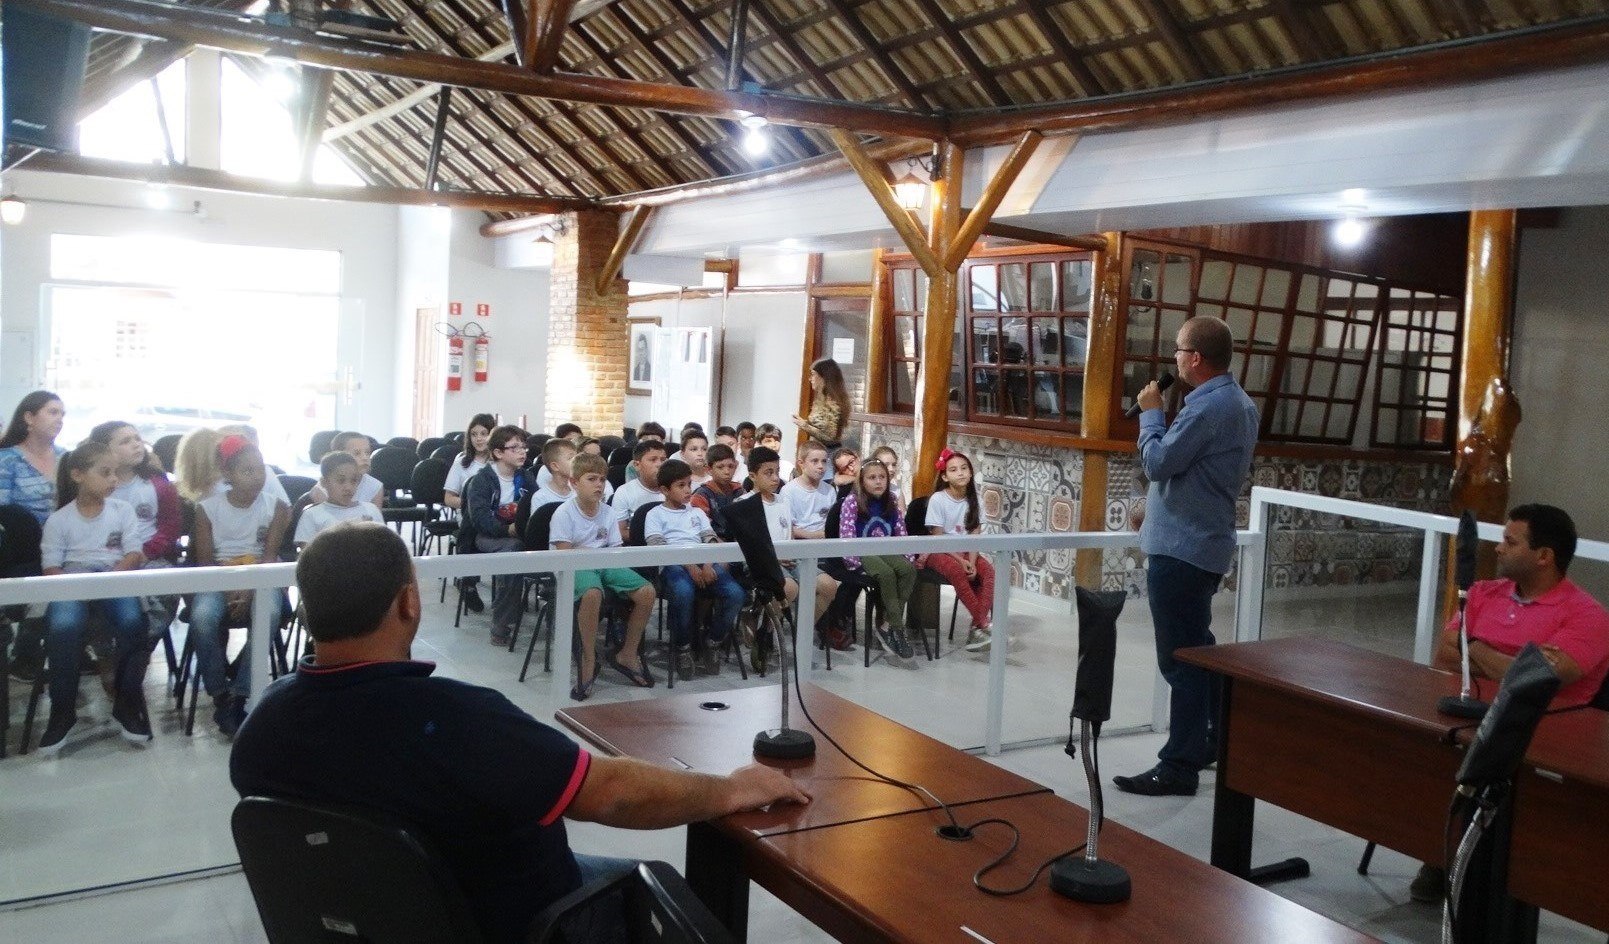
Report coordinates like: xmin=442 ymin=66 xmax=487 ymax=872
xmin=464 ymin=322 xmax=489 ymax=383
xmin=446 ymin=332 xmax=464 ymax=391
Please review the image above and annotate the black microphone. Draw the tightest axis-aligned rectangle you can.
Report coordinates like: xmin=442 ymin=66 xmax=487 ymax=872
xmin=1455 ymin=509 xmax=1478 ymax=593
xmin=1125 ymin=373 xmax=1174 ymax=418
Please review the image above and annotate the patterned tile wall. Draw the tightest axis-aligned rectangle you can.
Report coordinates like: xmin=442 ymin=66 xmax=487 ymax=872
xmin=862 ymin=420 xmax=1450 ymax=602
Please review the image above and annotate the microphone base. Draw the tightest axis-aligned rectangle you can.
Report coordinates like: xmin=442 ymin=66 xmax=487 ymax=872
xmin=754 ymin=728 xmax=816 ymax=759
xmin=1050 ymin=857 xmax=1131 ymax=904
xmin=1438 ymin=694 xmax=1489 ymax=719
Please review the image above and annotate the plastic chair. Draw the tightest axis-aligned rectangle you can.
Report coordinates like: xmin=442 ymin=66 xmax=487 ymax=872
xmin=277 ymin=475 xmax=317 ymax=508
xmin=151 ymin=434 xmax=182 ymax=475
xmin=232 ymin=796 xmax=487 ymax=944
xmin=431 ymin=444 xmax=461 ymax=464
xmin=411 ymin=459 xmax=455 ymax=556
xmin=517 ymin=502 xmax=562 ymax=682
xmin=416 ymin=436 xmax=448 ymax=460
xmin=597 ymin=435 xmax=626 ymax=456
xmin=308 ymin=430 xmax=339 ymax=464
xmin=903 ymin=496 xmax=961 ymax=656
xmin=386 ymin=436 xmax=420 ymax=453
xmin=530 ymin=859 xmax=737 ymax=944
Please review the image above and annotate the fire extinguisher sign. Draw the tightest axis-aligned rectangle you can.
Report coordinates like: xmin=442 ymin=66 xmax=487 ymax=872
xmin=476 ymin=303 xmax=490 ymax=317
xmin=449 ymin=302 xmax=462 ymax=316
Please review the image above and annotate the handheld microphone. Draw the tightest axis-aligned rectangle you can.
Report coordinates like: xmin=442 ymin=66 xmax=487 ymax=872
xmin=1440 ymin=510 xmax=1489 ymax=719
xmin=1124 ymin=373 xmax=1174 ymax=418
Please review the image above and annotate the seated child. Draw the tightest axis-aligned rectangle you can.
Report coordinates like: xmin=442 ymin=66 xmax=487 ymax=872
xmin=690 ymin=443 xmax=743 ymax=540
xmin=739 ymin=446 xmax=842 ymax=652
xmin=611 ymin=439 xmax=667 ymax=541
xmin=839 ymin=458 xmax=917 ymax=661
xmin=872 ymin=445 xmax=907 ymax=513
xmin=462 ymin=426 xmax=536 ymax=647
xmin=680 ymin=430 xmax=711 ymax=489
xmin=294 ymin=451 xmax=384 ymax=547
xmin=311 ymin=431 xmax=383 ymax=510
xmin=531 ymin=438 xmax=577 ymax=507
xmin=756 ymin=423 xmax=791 ymax=479
xmin=550 ymin=453 xmax=656 ymax=700
xmin=646 ymin=458 xmax=744 ymax=680
xmin=830 ymin=446 xmax=859 ymax=499
xmin=921 ymin=449 xmax=994 ymax=652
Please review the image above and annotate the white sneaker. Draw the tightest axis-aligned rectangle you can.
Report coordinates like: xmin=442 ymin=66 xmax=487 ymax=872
xmin=965 ymin=627 xmax=992 ymax=652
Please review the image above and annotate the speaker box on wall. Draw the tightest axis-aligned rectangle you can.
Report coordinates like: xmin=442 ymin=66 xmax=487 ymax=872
xmin=3 ymin=4 xmax=93 ymax=153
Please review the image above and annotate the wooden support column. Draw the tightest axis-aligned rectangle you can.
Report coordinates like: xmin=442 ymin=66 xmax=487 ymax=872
xmin=595 ymin=205 xmax=654 ymax=295
xmin=1448 ymin=209 xmax=1521 ymax=593
xmin=529 ymin=0 xmax=577 ymax=73
xmin=912 ymin=141 xmax=963 ymax=498
xmin=865 ymin=248 xmax=891 ymax=414
xmin=1077 ymin=232 xmax=1126 ymax=588
xmin=295 ymin=67 xmax=334 ymax=182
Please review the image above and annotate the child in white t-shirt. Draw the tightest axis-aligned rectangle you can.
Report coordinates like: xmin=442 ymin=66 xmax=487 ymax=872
xmin=611 ymin=439 xmax=667 ymax=542
xmin=38 ymin=441 xmax=151 ymax=753
xmin=921 ymin=449 xmax=994 ymax=652
xmin=295 ymin=451 xmax=384 ymax=547
xmin=740 ymin=446 xmax=841 ymax=651
xmin=679 ymin=431 xmax=712 ymax=489
xmin=191 ymin=436 xmax=290 ymax=737
xmin=531 ymin=438 xmax=577 ymax=508
xmin=646 ymin=458 xmax=742 ymax=680
xmin=311 ymin=431 xmax=384 ymax=510
xmin=550 ymin=453 xmax=655 ymax=701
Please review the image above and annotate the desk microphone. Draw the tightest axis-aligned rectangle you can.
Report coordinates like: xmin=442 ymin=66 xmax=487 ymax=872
xmin=1124 ymin=373 xmax=1174 ymax=418
xmin=1439 ymin=510 xmax=1488 ymax=720
xmin=1050 ymin=588 xmax=1131 ymax=904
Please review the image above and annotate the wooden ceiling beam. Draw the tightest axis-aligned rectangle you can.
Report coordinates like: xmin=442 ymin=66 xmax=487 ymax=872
xmin=36 ymin=0 xmax=946 ymax=139
xmin=497 ymin=0 xmax=535 ymax=67
xmin=1133 ymin=0 xmax=1211 ymax=82
xmin=745 ymin=0 xmax=852 ymax=101
xmin=296 ymin=67 xmax=336 ymax=182
xmin=978 ymin=219 xmax=1108 ymax=252
xmin=952 ymin=16 xmax=1609 ymax=146
xmin=911 ymin=0 xmax=1012 ymax=106
xmin=595 ymin=205 xmax=654 ymax=295
xmin=529 ymin=0 xmax=577 ymax=73
xmin=25 ymin=151 xmax=591 ymax=213
xmin=829 ymin=129 xmax=942 ymax=278
xmin=353 ymin=71 xmax=545 ymax=195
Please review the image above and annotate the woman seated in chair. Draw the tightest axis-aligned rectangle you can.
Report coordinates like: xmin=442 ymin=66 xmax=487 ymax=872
xmin=189 ymin=436 xmax=290 ymax=738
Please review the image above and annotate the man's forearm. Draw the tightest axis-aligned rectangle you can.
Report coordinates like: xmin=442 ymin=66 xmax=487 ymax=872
xmin=1467 ymin=640 xmax=1515 ymax=681
xmin=568 ymin=756 xmax=748 ymax=829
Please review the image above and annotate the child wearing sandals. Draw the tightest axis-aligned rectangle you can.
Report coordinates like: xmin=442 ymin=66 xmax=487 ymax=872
xmin=37 ymin=441 xmax=153 ymax=753
xmin=838 ymin=458 xmax=918 ymax=661
xmin=921 ymin=449 xmax=994 ymax=652
xmin=549 ymin=452 xmax=656 ymax=700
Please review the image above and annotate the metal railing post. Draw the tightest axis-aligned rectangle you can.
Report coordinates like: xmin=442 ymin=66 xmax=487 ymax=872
xmin=984 ymin=550 xmax=1011 ymax=756
xmin=1414 ymin=532 xmax=1445 ymax=665
xmin=1235 ymin=491 xmax=1272 ymax=644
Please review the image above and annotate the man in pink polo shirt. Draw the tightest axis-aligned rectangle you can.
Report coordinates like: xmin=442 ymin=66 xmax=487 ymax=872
xmin=1412 ymin=503 xmax=1609 ymax=903
xmin=1434 ymin=503 xmax=1609 ymax=709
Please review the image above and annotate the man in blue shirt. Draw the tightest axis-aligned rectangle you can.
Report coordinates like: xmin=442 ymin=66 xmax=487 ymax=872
xmin=232 ymin=523 xmax=809 ymax=944
xmin=1114 ymin=317 xmax=1259 ymax=797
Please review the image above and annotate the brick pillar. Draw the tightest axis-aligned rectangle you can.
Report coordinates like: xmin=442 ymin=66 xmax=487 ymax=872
xmin=545 ymin=209 xmax=626 ymax=436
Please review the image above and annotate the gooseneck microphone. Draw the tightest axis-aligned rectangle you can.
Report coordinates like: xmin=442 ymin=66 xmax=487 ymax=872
xmin=1439 ymin=510 xmax=1489 ymax=719
xmin=1124 ymin=373 xmax=1174 ymax=418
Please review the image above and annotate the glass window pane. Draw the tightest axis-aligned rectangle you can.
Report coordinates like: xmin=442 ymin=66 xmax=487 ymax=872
xmin=1160 ymin=308 xmax=1188 ymax=351
xmin=893 ymin=269 xmax=915 ymax=310
xmin=1297 ymin=273 xmax=1321 ymax=310
xmin=999 ymin=264 xmax=1028 ymax=312
xmin=1062 ymin=259 xmax=1093 ymax=310
xmin=972 ymin=318 xmax=998 ymax=364
xmin=1244 ymin=353 xmax=1276 ymax=395
xmin=1123 ymin=361 xmax=1154 ymax=410
xmin=1288 ymin=315 xmax=1318 ymax=353
xmin=1131 ymin=250 xmax=1159 ymax=301
xmin=1229 ymin=265 xmax=1262 ymax=305
xmin=1225 ymin=307 xmax=1254 ymax=346
xmin=1197 ymin=303 xmax=1225 ymax=321
xmin=1031 ymin=371 xmax=1061 ymax=420
xmin=1029 ymin=318 xmax=1059 ymax=366
xmin=894 ymin=362 xmax=915 ymax=407
xmin=1061 ymin=317 xmax=1088 ymax=367
xmin=1199 ymin=259 xmax=1232 ymax=301
xmin=970 ymin=266 xmax=998 ymax=311
xmin=1001 ymin=317 xmax=1028 ymax=365
xmin=1161 ymin=253 xmax=1193 ymax=305
xmin=1029 ymin=262 xmax=1055 ymax=312
xmin=1002 ymin=369 xmax=1030 ymax=418
xmin=1062 ymin=374 xmax=1085 ymax=422
xmin=973 ymin=369 xmax=1000 ymax=414
xmin=1327 ymin=403 xmax=1355 ymax=441
xmin=916 ymin=270 xmax=929 ymax=312
xmin=1376 ymin=408 xmax=1400 ymax=444
xmin=1125 ymin=303 xmax=1156 ymax=357
xmin=896 ymin=316 xmax=918 ymax=358
xmin=1261 ymin=268 xmax=1292 ymax=306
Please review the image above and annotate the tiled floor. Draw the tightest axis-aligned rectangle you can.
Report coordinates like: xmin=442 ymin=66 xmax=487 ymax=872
xmin=2 ymin=578 xmax=1597 ymax=942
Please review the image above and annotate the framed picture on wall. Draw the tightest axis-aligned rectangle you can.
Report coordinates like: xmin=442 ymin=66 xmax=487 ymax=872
xmin=629 ymin=322 xmax=655 ymax=391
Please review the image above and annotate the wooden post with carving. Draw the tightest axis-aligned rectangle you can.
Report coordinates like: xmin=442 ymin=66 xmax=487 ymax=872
xmin=1077 ymin=233 xmax=1125 ymax=588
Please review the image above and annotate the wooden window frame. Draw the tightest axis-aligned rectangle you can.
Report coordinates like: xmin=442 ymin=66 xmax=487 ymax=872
xmin=1371 ymin=289 xmax=1463 ymax=450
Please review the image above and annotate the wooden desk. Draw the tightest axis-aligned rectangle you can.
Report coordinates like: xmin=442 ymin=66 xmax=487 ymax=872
xmin=557 ymin=681 xmax=1381 ymax=944
xmin=752 ymin=792 xmax=1379 ymax=944
xmin=1176 ymin=638 xmax=1471 ymax=878
xmin=1470 ymin=705 xmax=1609 ymax=932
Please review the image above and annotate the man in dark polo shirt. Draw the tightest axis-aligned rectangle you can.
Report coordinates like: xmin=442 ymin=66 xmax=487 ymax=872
xmin=231 ymin=523 xmax=809 ymax=944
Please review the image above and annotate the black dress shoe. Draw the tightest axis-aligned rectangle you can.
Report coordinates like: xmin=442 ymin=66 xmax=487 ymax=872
xmin=1112 ymin=766 xmax=1198 ymax=797
xmin=461 ymin=585 xmax=485 ymax=613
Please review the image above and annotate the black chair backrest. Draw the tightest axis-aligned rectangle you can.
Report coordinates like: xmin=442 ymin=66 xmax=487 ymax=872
xmin=529 ymin=433 xmax=552 ymax=453
xmin=282 ymin=493 xmax=318 ymax=559
xmin=597 ymin=435 xmax=626 ymax=456
xmin=0 ymin=503 xmax=44 ymax=579
xmin=607 ymin=446 xmax=634 ymax=467
xmin=416 ymin=436 xmax=448 ymax=460
xmin=152 ymin=434 xmax=182 ymax=476
xmin=387 ymin=436 xmax=419 ymax=452
xmin=904 ymin=496 xmax=930 ymax=536
xmin=278 ymin=475 xmax=317 ymax=508
xmin=628 ymin=501 xmax=662 ymax=548
xmin=525 ymin=500 xmax=561 ymax=552
xmin=530 ymin=860 xmax=736 ymax=944
xmin=432 ymin=444 xmax=462 ymax=464
xmin=444 ymin=431 xmax=465 ymax=444
xmin=369 ymin=446 xmax=417 ymax=494
xmin=410 ymin=458 xmax=449 ymax=507
xmin=607 ymin=463 xmax=629 ymax=490
xmin=824 ymin=496 xmax=845 ymax=541
xmin=232 ymin=796 xmax=486 ymax=944
xmin=308 ymin=430 xmax=338 ymax=465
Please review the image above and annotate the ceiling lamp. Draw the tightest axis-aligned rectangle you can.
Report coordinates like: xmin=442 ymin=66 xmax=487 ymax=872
xmin=0 ymin=194 xmax=26 ymax=225
xmin=893 ymin=168 xmax=927 ymax=212
xmin=739 ymin=114 xmax=769 ymax=157
xmin=1332 ymin=195 xmax=1370 ymax=249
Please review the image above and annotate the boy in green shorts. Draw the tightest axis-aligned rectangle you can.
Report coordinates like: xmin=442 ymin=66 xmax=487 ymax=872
xmin=549 ymin=452 xmax=656 ymax=700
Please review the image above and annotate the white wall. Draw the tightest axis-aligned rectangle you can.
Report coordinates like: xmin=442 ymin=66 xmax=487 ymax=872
xmin=392 ymin=205 xmax=451 ymax=437
xmin=0 ymin=169 xmax=400 ymax=440
xmin=625 ymin=290 xmax=808 ymax=433
xmin=1511 ymin=206 xmax=1609 ymax=600
xmin=439 ymin=209 xmax=551 ymax=433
